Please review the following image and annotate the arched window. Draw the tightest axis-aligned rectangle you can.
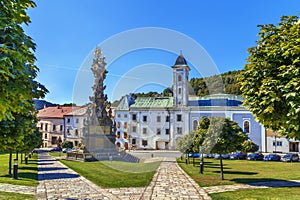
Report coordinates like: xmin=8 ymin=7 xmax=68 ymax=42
xmin=178 ymin=75 xmax=182 ymax=82
xmin=193 ymin=120 xmax=198 ymax=130
xmin=243 ymin=120 xmax=250 ymax=133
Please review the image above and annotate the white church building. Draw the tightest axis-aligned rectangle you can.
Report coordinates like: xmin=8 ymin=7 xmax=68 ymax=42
xmin=115 ymin=53 xmax=268 ymax=152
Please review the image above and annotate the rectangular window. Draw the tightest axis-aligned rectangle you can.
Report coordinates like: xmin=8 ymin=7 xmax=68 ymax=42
xmin=132 ymin=114 xmax=137 ymax=121
xmin=117 ymin=122 xmax=121 ymax=128
xmin=67 ymin=118 xmax=70 ymax=123
xmin=142 ymin=140 xmax=148 ymax=146
xmin=124 ymin=122 xmax=128 ymax=129
xmin=124 ymin=132 xmax=128 ymax=139
xmin=132 ymin=126 xmax=137 ymax=132
xmin=52 ymin=125 xmax=56 ymax=131
xmin=166 ymin=128 xmax=170 ymax=135
xmin=44 ymin=133 xmax=47 ymax=139
xmin=124 ymin=114 xmax=128 ymax=118
xmin=51 ymin=137 xmax=57 ymax=145
xmin=67 ymin=128 xmax=70 ymax=134
xmin=177 ymin=127 xmax=182 ymax=134
xmin=132 ymin=138 xmax=136 ymax=145
xmin=273 ymin=141 xmax=282 ymax=146
xmin=45 ymin=123 xmax=48 ymax=131
xmin=178 ymin=88 xmax=182 ymax=95
xmin=76 ymin=118 xmax=79 ymax=123
xmin=156 ymin=128 xmax=161 ymax=135
xmin=143 ymin=115 xmax=147 ymax=122
xmin=40 ymin=123 xmax=43 ymax=130
xmin=60 ymin=125 xmax=63 ymax=131
xmin=157 ymin=116 xmax=161 ymax=122
xmin=177 ymin=114 xmax=182 ymax=122
xmin=143 ymin=128 xmax=147 ymax=134
xmin=166 ymin=116 xmax=170 ymax=122
xmin=117 ymin=114 xmax=121 ymax=118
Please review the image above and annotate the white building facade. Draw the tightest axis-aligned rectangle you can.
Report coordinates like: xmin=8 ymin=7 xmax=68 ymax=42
xmin=64 ymin=106 xmax=88 ymax=147
xmin=114 ymin=53 xmax=299 ymax=153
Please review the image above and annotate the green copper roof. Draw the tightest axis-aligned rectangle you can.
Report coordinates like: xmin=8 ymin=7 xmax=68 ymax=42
xmin=130 ymin=97 xmax=173 ymax=108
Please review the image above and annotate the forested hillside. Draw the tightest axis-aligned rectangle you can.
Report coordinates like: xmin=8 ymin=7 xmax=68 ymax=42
xmin=189 ymin=70 xmax=242 ymax=96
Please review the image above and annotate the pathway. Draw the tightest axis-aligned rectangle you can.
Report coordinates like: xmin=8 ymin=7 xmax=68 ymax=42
xmin=36 ymin=150 xmax=211 ymax=199
xmin=36 ymin=150 xmax=116 ymax=199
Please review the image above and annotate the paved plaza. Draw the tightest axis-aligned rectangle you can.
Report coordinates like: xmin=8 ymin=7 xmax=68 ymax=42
xmin=1 ymin=150 xmax=300 ymax=199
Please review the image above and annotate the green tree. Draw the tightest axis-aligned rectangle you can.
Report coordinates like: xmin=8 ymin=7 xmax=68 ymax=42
xmin=62 ymin=141 xmax=74 ymax=149
xmin=0 ymin=0 xmax=48 ymax=175
xmin=0 ymin=0 xmax=47 ymax=121
xmin=197 ymin=117 xmax=248 ymax=180
xmin=0 ymin=106 xmax=39 ymax=174
xmin=241 ymin=140 xmax=259 ymax=153
xmin=240 ymin=15 xmax=300 ymax=138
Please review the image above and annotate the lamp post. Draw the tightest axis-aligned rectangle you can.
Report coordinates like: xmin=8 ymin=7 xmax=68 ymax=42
xmin=25 ymin=155 xmax=28 ymax=165
xmin=13 ymin=158 xmax=18 ymax=179
xmin=199 ymin=148 xmax=204 ymax=174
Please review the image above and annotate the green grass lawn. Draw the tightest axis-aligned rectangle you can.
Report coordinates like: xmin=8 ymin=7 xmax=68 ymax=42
xmin=0 ymin=153 xmax=38 ymax=186
xmin=178 ymin=158 xmax=300 ymax=187
xmin=60 ymin=159 xmax=160 ymax=188
xmin=0 ymin=191 xmax=36 ymax=200
xmin=210 ymin=187 xmax=300 ymax=200
xmin=48 ymin=152 xmax=65 ymax=158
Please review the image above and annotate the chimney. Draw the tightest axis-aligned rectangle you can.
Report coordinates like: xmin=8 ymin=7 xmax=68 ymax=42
xmin=44 ymin=104 xmax=47 ymax=109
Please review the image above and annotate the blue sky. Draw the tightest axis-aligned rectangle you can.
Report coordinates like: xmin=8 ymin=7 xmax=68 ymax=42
xmin=24 ymin=0 xmax=299 ymax=104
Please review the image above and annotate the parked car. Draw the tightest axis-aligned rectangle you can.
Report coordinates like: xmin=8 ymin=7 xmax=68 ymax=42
xmin=188 ymin=153 xmax=200 ymax=158
xmin=263 ymin=154 xmax=281 ymax=161
xmin=62 ymin=148 xmax=72 ymax=153
xmin=206 ymin=154 xmax=215 ymax=158
xmin=49 ymin=147 xmax=62 ymax=152
xmin=281 ymin=153 xmax=299 ymax=162
xmin=230 ymin=152 xmax=247 ymax=160
xmin=214 ymin=154 xmax=230 ymax=159
xmin=247 ymin=153 xmax=264 ymax=160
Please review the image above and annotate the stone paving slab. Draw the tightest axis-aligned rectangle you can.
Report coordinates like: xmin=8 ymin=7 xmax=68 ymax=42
xmin=0 ymin=183 xmax=36 ymax=195
xmin=142 ymin=157 xmax=211 ymax=200
xmin=37 ymin=150 xmax=118 ymax=200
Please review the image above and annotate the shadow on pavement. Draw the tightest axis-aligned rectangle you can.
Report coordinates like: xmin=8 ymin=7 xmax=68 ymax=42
xmin=38 ymin=167 xmax=68 ymax=171
xmin=38 ymin=173 xmax=80 ymax=181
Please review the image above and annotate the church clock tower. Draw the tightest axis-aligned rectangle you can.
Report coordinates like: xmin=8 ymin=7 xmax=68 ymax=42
xmin=172 ymin=52 xmax=190 ymax=107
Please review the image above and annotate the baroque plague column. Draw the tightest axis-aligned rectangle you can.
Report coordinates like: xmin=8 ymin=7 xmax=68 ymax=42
xmin=83 ymin=47 xmax=116 ymax=153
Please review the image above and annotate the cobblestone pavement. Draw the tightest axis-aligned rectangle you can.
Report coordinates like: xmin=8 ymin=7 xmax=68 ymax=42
xmin=141 ymin=157 xmax=211 ymax=200
xmin=0 ymin=183 xmax=36 ymax=195
xmin=36 ymin=150 xmax=117 ymax=200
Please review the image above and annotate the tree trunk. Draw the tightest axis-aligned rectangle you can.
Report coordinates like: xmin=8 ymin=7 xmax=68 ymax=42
xmin=21 ymin=153 xmax=23 ymax=164
xmin=16 ymin=150 xmax=18 ymax=160
xmin=220 ymin=153 xmax=224 ymax=180
xmin=8 ymin=149 xmax=12 ymax=175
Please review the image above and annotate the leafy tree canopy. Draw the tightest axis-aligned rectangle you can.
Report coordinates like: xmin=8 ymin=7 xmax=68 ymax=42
xmin=240 ymin=15 xmax=300 ymax=138
xmin=0 ymin=0 xmax=48 ymax=121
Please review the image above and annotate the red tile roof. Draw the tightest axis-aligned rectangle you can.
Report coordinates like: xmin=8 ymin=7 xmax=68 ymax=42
xmin=37 ymin=106 xmax=81 ymax=119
